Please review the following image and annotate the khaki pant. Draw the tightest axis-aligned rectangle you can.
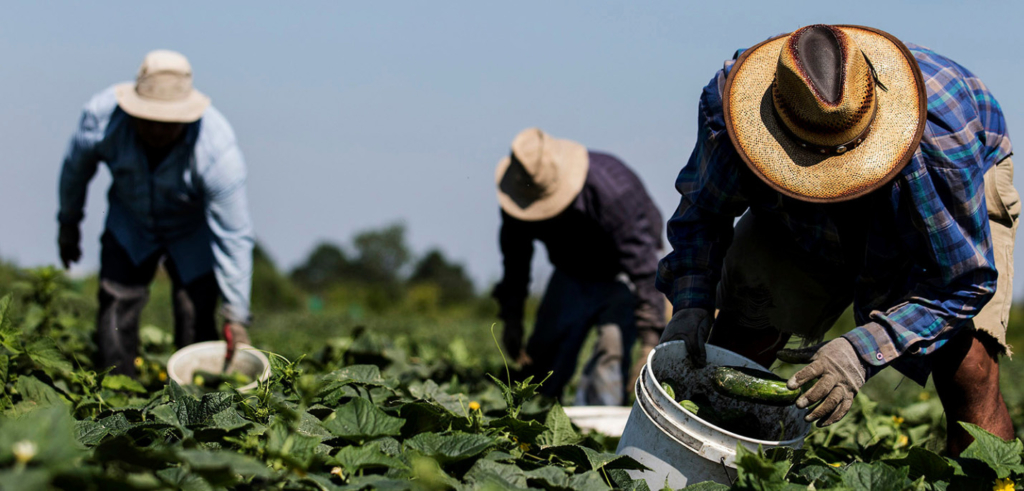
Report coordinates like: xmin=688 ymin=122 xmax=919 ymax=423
xmin=716 ymin=157 xmax=1019 ymax=354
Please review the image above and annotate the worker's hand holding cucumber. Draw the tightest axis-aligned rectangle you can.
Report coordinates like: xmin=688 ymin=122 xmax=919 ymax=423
xmin=777 ymin=338 xmax=868 ymax=427
xmin=660 ymin=308 xmax=713 ymax=367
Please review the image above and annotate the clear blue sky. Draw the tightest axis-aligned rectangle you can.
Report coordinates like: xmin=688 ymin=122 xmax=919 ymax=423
xmin=2 ymin=1 xmax=1023 ymax=296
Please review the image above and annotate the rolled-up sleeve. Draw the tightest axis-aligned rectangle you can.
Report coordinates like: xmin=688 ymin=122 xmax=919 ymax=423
xmin=58 ymin=108 xmax=105 ymax=225
xmin=493 ymin=211 xmax=534 ymax=324
xmin=843 ymin=163 xmax=997 ymax=373
xmin=203 ymin=144 xmax=255 ymax=324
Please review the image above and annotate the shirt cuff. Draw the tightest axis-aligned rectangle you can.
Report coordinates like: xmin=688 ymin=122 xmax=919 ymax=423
xmin=57 ymin=210 xmax=83 ymax=225
xmin=220 ymin=304 xmax=252 ymax=326
xmin=656 ymin=263 xmax=717 ymax=313
xmin=663 ymin=275 xmax=716 ymax=313
xmin=842 ymin=322 xmax=900 ymax=368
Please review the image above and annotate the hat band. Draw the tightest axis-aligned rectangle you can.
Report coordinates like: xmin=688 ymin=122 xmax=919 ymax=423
xmin=771 ymin=82 xmax=878 ymax=156
xmin=136 ymin=72 xmax=193 ymax=101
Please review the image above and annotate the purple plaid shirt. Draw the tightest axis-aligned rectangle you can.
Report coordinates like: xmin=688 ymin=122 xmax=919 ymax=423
xmin=495 ymin=152 xmax=665 ymax=333
xmin=657 ymin=43 xmax=1013 ymax=383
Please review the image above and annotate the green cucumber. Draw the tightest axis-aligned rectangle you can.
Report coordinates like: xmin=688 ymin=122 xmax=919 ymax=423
xmin=660 ymin=381 xmax=676 ymax=400
xmin=712 ymin=366 xmax=803 ymax=406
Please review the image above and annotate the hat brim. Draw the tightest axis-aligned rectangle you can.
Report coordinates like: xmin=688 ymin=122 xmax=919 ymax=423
xmin=723 ymin=25 xmax=927 ymax=203
xmin=495 ymin=137 xmax=589 ymax=221
xmin=115 ymin=83 xmax=211 ymax=123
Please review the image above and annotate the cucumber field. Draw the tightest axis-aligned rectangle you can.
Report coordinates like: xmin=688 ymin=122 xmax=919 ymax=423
xmin=3 ymin=260 xmax=1024 ymax=491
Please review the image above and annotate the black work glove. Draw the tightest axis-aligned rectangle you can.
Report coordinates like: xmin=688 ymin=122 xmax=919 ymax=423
xmin=660 ymin=308 xmax=713 ymax=367
xmin=778 ymin=338 xmax=868 ymax=427
xmin=58 ymin=223 xmax=81 ymax=269
xmin=502 ymin=319 xmax=525 ymax=362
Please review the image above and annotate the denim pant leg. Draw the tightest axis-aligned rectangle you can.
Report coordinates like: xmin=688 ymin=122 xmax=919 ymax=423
xmin=575 ymin=280 xmax=636 ymax=406
xmin=96 ymin=233 xmax=161 ymax=377
xmin=165 ymin=257 xmax=221 ymax=349
xmin=524 ymin=271 xmax=596 ymax=400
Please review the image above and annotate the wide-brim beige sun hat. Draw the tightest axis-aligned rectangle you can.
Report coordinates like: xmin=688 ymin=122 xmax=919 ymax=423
xmin=495 ymin=128 xmax=589 ymax=221
xmin=723 ymin=25 xmax=926 ymax=202
xmin=115 ymin=50 xmax=210 ymax=123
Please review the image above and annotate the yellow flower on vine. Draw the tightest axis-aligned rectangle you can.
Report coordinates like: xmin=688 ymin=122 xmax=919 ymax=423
xmin=331 ymin=466 xmax=343 ymax=478
xmin=134 ymin=357 xmax=144 ymax=368
xmin=828 ymin=462 xmax=841 ymax=468
xmin=892 ymin=416 xmax=904 ymax=425
xmin=897 ymin=435 xmax=909 ymax=447
xmin=469 ymin=401 xmax=481 ymax=411
xmin=994 ymin=478 xmax=1014 ymax=491
xmin=158 ymin=371 xmax=168 ymax=382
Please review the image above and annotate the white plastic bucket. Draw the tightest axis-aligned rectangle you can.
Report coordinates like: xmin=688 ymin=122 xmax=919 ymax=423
xmin=616 ymin=341 xmax=811 ymax=488
xmin=166 ymin=341 xmax=271 ymax=393
xmin=563 ymin=406 xmax=631 ymax=437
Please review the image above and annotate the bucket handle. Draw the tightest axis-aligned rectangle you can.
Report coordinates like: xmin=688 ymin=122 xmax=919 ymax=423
xmin=720 ymin=457 xmax=736 ymax=485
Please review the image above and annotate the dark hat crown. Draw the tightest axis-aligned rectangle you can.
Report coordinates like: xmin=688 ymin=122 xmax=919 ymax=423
xmin=772 ymin=24 xmax=878 ymax=153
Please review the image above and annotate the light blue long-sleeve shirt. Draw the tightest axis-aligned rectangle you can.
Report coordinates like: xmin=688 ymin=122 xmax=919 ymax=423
xmin=58 ymin=85 xmax=254 ymax=324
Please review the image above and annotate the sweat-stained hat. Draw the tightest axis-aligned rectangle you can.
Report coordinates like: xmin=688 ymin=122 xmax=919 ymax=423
xmin=495 ymin=128 xmax=589 ymax=221
xmin=724 ymin=24 xmax=926 ymax=202
xmin=115 ymin=50 xmax=210 ymax=123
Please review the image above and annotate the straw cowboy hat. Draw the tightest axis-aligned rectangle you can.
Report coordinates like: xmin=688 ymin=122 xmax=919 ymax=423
xmin=115 ymin=50 xmax=210 ymax=123
xmin=724 ymin=24 xmax=926 ymax=202
xmin=495 ymin=128 xmax=589 ymax=221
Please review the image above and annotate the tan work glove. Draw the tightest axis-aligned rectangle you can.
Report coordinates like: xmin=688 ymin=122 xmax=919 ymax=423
xmin=660 ymin=308 xmax=713 ymax=367
xmin=779 ymin=337 xmax=868 ymax=426
xmin=223 ymin=321 xmax=251 ymax=365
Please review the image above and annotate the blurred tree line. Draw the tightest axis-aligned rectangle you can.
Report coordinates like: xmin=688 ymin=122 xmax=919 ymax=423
xmin=0 ymin=221 xmax=495 ymax=327
xmin=252 ymin=222 xmax=490 ymax=318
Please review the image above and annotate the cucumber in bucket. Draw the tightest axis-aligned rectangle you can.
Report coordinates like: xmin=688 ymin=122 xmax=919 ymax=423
xmin=711 ymin=366 xmax=809 ymax=406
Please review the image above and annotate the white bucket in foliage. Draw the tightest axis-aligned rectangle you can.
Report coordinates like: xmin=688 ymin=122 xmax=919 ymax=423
xmin=563 ymin=406 xmax=631 ymax=437
xmin=167 ymin=341 xmax=270 ymax=393
xmin=616 ymin=341 xmax=811 ymax=488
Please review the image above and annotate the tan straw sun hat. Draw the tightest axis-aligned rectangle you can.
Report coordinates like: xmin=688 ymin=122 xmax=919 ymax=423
xmin=495 ymin=128 xmax=589 ymax=221
xmin=115 ymin=50 xmax=210 ymax=123
xmin=724 ymin=24 xmax=926 ymax=202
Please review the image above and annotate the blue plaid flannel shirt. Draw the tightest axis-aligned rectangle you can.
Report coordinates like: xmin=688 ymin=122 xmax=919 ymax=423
xmin=656 ymin=43 xmax=1013 ymax=383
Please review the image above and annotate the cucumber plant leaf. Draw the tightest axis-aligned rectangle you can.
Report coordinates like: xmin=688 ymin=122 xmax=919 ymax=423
xmin=26 ymin=337 xmax=73 ymax=375
xmin=404 ymin=431 xmax=495 ymax=464
xmin=841 ymin=462 xmax=912 ymax=490
xmin=321 ymin=397 xmax=404 ymax=442
xmin=958 ymin=422 xmax=1024 ymax=479
xmin=882 ymin=446 xmax=954 ymax=482
xmin=329 ymin=444 xmax=408 ymax=473
xmin=101 ymin=374 xmax=146 ymax=394
xmin=538 ymin=403 xmax=582 ymax=447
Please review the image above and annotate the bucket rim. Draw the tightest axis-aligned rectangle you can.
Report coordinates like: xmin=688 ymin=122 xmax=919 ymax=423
xmin=646 ymin=340 xmax=809 ymax=447
xmin=166 ymin=340 xmax=271 ymax=392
